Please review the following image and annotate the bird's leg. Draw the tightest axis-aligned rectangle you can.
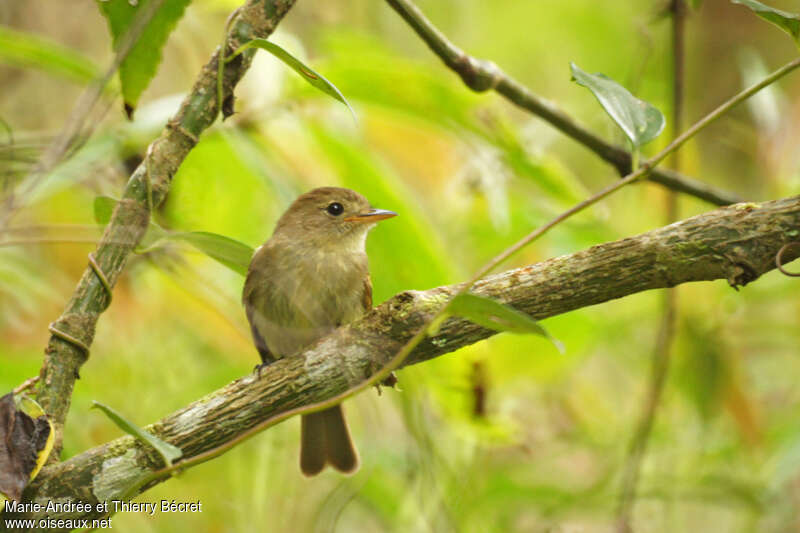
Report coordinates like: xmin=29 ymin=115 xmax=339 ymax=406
xmin=253 ymin=358 xmax=277 ymax=378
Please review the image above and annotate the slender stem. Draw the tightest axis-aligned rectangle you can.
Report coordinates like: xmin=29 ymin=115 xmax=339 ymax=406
xmin=384 ymin=0 xmax=741 ymax=206
xmin=463 ymin=52 xmax=800 ymax=285
xmin=0 ymin=223 xmax=101 ymax=234
xmin=776 ymin=242 xmax=800 ymax=277
xmin=12 ymin=376 xmax=40 ymax=396
xmin=0 ymin=238 xmax=99 ymax=247
xmin=0 ymin=224 xmax=102 ymax=247
xmin=631 ymin=146 xmax=640 ymax=172
xmin=667 ymin=0 xmax=686 ymax=223
xmin=617 ymin=3 xmax=687 ymax=530
xmin=616 ymin=289 xmax=677 ymax=533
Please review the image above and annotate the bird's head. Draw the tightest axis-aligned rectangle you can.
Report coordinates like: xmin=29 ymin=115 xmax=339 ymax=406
xmin=273 ymin=187 xmax=396 ymax=249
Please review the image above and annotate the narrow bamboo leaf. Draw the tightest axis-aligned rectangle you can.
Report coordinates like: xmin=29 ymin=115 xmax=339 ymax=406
xmin=96 ymin=0 xmax=191 ymax=117
xmin=92 ymin=401 xmax=182 ymax=467
xmin=732 ymin=0 xmax=800 ymax=45
xmin=0 ymin=26 xmax=100 ymax=84
xmin=448 ymin=293 xmax=564 ymax=353
xmin=170 ymin=231 xmax=254 ymax=276
xmin=228 ymin=38 xmax=356 ymax=122
xmin=570 ymin=62 xmax=665 ymax=148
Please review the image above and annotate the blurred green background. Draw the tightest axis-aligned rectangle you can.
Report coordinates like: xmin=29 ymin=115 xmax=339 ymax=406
xmin=2 ymin=0 xmax=800 ymax=531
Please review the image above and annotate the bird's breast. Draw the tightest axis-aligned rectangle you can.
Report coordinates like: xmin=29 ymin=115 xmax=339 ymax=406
xmin=244 ymin=238 xmax=369 ymax=357
xmin=291 ymin=249 xmax=367 ymax=325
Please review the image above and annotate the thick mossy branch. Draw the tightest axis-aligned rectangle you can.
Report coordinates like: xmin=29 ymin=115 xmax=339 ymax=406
xmin=384 ymin=0 xmax=741 ymax=207
xmin=17 ymin=196 xmax=800 ymax=524
xmin=36 ymin=0 xmax=298 ymax=455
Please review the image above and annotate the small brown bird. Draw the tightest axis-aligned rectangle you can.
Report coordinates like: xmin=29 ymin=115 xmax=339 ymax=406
xmin=242 ymin=187 xmax=396 ymax=475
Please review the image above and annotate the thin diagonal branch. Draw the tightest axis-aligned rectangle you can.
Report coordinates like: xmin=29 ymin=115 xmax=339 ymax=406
xmin=617 ymin=3 xmax=687 ymax=530
xmin=34 ymin=0 xmax=298 ymax=456
xmin=13 ymin=195 xmax=800 ymax=525
xmin=384 ymin=0 xmax=741 ymax=207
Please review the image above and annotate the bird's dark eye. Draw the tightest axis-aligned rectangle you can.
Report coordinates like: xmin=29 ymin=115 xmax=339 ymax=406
xmin=326 ymin=202 xmax=344 ymax=216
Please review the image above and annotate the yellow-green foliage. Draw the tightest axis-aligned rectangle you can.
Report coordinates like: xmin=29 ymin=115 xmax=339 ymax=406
xmin=2 ymin=0 xmax=800 ymax=531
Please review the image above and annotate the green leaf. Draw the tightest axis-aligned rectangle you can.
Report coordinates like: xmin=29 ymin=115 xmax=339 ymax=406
xmin=570 ymin=62 xmax=665 ymax=148
xmin=96 ymin=0 xmax=191 ymax=117
xmin=732 ymin=0 xmax=800 ymax=45
xmin=227 ymin=38 xmax=356 ymax=122
xmin=93 ymin=195 xmax=118 ymax=225
xmin=94 ymin=196 xmax=253 ymax=273
xmin=0 ymin=26 xmax=100 ymax=84
xmin=170 ymin=231 xmax=254 ymax=276
xmin=447 ymin=293 xmax=564 ymax=353
xmin=92 ymin=401 xmax=182 ymax=467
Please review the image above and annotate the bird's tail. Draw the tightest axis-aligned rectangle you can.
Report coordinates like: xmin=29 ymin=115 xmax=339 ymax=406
xmin=300 ymin=405 xmax=359 ymax=476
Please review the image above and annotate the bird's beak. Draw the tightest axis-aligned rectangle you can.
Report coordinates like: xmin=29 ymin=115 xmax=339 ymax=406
xmin=344 ymin=208 xmax=397 ymax=223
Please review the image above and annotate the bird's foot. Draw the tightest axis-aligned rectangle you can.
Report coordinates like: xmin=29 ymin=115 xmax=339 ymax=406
xmin=253 ymin=361 xmax=272 ymax=378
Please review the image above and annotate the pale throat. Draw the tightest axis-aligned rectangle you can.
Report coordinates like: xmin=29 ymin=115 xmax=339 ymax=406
xmin=303 ymin=222 xmax=371 ymax=255
xmin=299 ymin=225 xmax=371 ymax=286
xmin=335 ymin=225 xmax=370 ymax=255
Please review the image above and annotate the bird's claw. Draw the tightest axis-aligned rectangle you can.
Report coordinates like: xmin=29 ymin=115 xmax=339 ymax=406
xmin=253 ymin=362 xmax=270 ymax=378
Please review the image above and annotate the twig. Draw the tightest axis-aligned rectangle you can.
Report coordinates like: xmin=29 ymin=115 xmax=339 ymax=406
xmin=384 ymin=0 xmax=741 ymax=207
xmin=617 ymin=3 xmax=687 ymax=530
xmin=668 ymin=0 xmax=687 ymax=221
xmin=0 ymin=238 xmax=99 ymax=247
xmin=616 ymin=291 xmax=677 ymax=533
xmin=12 ymin=376 xmax=40 ymax=396
xmin=456 ymin=54 xmax=800 ymax=287
xmin=0 ymin=224 xmax=102 ymax=247
xmin=776 ymin=242 xmax=800 ymax=277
